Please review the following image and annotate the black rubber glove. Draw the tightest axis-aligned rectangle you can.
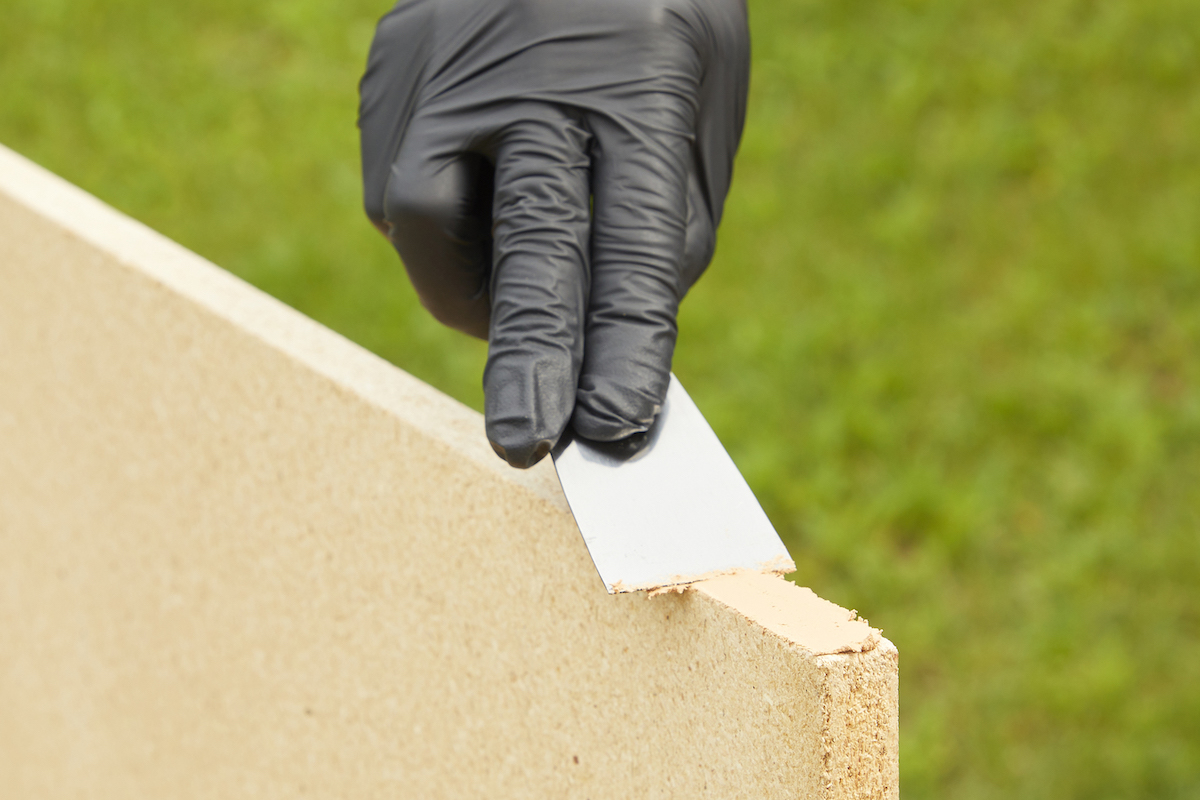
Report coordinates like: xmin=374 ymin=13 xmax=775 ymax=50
xmin=359 ymin=0 xmax=749 ymax=468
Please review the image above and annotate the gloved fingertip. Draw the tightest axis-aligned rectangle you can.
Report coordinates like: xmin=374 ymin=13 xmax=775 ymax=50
xmin=488 ymin=436 xmax=554 ymax=469
xmin=484 ymin=352 xmax=578 ymax=469
xmin=570 ymin=399 xmax=658 ymax=444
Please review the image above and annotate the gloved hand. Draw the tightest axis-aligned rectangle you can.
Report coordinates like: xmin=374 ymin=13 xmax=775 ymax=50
xmin=359 ymin=0 xmax=749 ymax=468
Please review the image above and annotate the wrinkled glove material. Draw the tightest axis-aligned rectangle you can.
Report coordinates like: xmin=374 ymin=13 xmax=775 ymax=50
xmin=360 ymin=0 xmax=749 ymax=467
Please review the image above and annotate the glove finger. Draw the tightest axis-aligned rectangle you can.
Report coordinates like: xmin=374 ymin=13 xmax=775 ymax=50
xmin=384 ymin=117 xmax=494 ymax=339
xmin=682 ymin=0 xmax=751 ymax=289
xmin=360 ymin=1 xmax=493 ymax=338
xmin=359 ymin=0 xmax=436 ymax=233
xmin=484 ymin=107 xmax=592 ymax=468
xmin=572 ymin=110 xmax=691 ymax=442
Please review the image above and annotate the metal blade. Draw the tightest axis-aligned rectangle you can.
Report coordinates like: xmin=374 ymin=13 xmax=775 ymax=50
xmin=552 ymin=374 xmax=795 ymax=594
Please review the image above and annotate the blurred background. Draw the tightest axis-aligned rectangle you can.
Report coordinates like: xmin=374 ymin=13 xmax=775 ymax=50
xmin=3 ymin=0 xmax=1198 ymax=795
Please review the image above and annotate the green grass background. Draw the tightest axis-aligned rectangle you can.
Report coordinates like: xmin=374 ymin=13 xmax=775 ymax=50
xmin=3 ymin=0 xmax=1198 ymax=795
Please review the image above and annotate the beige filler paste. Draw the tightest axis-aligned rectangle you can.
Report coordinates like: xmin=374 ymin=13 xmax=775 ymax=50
xmin=0 ymin=143 xmax=898 ymax=800
xmin=695 ymin=573 xmax=881 ymax=655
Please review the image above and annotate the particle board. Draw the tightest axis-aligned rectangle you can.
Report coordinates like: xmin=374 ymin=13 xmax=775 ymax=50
xmin=0 ymin=144 xmax=898 ymax=799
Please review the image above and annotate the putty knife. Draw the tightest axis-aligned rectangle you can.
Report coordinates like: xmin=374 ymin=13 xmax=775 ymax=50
xmin=552 ymin=374 xmax=795 ymax=594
